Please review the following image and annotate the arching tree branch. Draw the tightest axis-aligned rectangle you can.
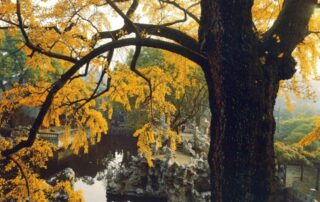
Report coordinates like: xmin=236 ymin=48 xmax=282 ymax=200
xmin=1 ymin=36 xmax=207 ymax=157
xmin=92 ymin=38 xmax=206 ymax=66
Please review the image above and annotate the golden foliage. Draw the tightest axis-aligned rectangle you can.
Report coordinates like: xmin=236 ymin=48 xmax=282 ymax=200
xmin=108 ymin=51 xmax=201 ymax=165
xmin=0 ymin=138 xmax=84 ymax=201
xmin=298 ymin=118 xmax=320 ymax=147
xmin=252 ymin=0 xmax=283 ymax=34
xmin=275 ymin=142 xmax=320 ymax=165
xmin=0 ymin=69 xmax=109 ymax=153
xmin=253 ymin=0 xmax=320 ymax=104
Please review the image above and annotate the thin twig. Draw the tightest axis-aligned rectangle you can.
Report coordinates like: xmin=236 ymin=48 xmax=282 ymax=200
xmin=7 ymin=155 xmax=30 ymax=200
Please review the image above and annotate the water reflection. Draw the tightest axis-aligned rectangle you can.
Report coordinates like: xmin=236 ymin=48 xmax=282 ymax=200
xmin=75 ymin=179 xmax=106 ymax=202
xmin=43 ymin=130 xmax=208 ymax=202
xmin=42 ymin=133 xmax=137 ymax=178
xmin=74 ymin=152 xmax=124 ymax=202
xmin=42 ymin=132 xmax=138 ymax=202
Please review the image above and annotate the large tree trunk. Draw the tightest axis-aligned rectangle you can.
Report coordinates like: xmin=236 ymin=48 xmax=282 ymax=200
xmin=198 ymin=0 xmax=314 ymax=201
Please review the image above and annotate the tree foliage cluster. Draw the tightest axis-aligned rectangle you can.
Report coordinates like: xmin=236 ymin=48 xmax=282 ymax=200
xmin=275 ymin=142 xmax=320 ymax=166
xmin=0 ymin=3 xmax=207 ymax=198
xmin=115 ymin=48 xmax=209 ymax=131
xmin=276 ymin=117 xmax=319 ymax=149
xmin=275 ymin=116 xmax=320 ymax=166
xmin=0 ymin=138 xmax=84 ymax=201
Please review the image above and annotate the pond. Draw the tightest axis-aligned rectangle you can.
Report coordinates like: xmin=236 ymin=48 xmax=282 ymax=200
xmin=74 ymin=152 xmax=124 ymax=202
xmin=75 ymin=178 xmax=106 ymax=201
xmin=42 ymin=131 xmax=137 ymax=177
xmin=42 ymin=132 xmax=139 ymax=202
xmin=42 ymin=132 xmax=320 ymax=202
xmin=41 ymin=128 xmax=213 ymax=202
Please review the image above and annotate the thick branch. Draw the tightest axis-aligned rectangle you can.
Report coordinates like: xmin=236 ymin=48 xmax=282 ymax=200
xmin=1 ymin=36 xmax=207 ymax=157
xmin=260 ymin=0 xmax=316 ymax=80
xmin=126 ymin=0 xmax=139 ymax=18
xmin=98 ymin=23 xmax=199 ymax=51
xmin=69 ymin=62 xmax=90 ymax=82
xmin=93 ymin=38 xmax=206 ymax=66
xmin=262 ymin=0 xmax=316 ymax=54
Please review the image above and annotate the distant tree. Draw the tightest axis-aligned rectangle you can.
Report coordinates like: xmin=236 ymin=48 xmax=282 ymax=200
xmin=276 ymin=117 xmax=316 ymax=139
xmin=298 ymin=118 xmax=320 ymax=149
xmin=275 ymin=117 xmax=320 ymax=151
xmin=0 ymin=32 xmax=37 ymax=91
xmin=275 ymin=142 xmax=320 ymax=166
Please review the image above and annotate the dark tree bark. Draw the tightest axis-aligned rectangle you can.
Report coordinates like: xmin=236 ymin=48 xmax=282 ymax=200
xmin=198 ymin=0 xmax=316 ymax=201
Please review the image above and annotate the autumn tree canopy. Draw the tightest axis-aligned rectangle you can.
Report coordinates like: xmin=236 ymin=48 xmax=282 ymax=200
xmin=0 ymin=0 xmax=320 ymax=201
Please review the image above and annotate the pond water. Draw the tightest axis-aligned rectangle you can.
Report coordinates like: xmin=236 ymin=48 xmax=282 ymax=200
xmin=43 ymin=132 xmax=137 ymax=176
xmin=75 ymin=178 xmax=106 ymax=202
xmin=43 ymin=132 xmax=320 ymax=202
xmin=73 ymin=152 xmax=124 ymax=202
xmin=42 ymin=132 xmax=138 ymax=202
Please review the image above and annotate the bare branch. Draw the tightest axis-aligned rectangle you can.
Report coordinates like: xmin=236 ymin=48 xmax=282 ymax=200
xmin=0 ymin=17 xmax=75 ymax=35
xmin=98 ymin=0 xmax=198 ymax=50
xmin=76 ymin=14 xmax=100 ymax=33
xmin=107 ymin=0 xmax=141 ymax=36
xmin=62 ymin=49 xmax=114 ymax=110
xmin=0 ymin=18 xmax=21 ymax=27
xmin=159 ymin=0 xmax=200 ymax=23
xmin=69 ymin=62 xmax=90 ymax=82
